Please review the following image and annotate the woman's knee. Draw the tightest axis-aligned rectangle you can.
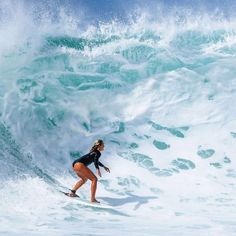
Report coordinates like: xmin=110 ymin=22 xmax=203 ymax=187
xmin=91 ymin=176 xmax=97 ymax=182
xmin=81 ymin=178 xmax=88 ymax=184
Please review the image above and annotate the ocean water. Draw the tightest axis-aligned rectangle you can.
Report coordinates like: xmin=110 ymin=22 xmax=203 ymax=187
xmin=0 ymin=1 xmax=236 ymax=235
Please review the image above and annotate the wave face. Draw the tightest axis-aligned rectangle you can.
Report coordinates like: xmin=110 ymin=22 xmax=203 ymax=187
xmin=1 ymin=1 xmax=236 ymax=235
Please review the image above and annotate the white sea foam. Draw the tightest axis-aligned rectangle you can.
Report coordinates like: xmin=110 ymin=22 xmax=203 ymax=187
xmin=0 ymin=1 xmax=236 ymax=235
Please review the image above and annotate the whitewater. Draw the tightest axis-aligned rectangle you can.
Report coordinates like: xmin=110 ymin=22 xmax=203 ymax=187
xmin=0 ymin=1 xmax=236 ymax=235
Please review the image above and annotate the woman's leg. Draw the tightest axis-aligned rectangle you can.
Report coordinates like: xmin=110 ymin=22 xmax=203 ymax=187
xmin=72 ymin=174 xmax=88 ymax=191
xmin=82 ymin=167 xmax=99 ymax=203
xmin=71 ymin=163 xmax=88 ymax=193
xmin=73 ymin=163 xmax=99 ymax=202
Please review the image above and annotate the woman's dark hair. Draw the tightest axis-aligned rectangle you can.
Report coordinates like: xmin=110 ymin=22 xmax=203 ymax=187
xmin=90 ymin=139 xmax=104 ymax=153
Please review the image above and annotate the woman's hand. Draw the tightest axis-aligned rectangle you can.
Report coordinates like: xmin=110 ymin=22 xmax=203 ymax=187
xmin=97 ymin=169 xmax=102 ymax=177
xmin=104 ymin=166 xmax=110 ymax=173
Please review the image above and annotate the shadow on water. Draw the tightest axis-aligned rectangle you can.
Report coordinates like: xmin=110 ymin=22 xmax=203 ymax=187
xmin=83 ymin=204 xmax=130 ymax=217
xmin=100 ymin=193 xmax=158 ymax=210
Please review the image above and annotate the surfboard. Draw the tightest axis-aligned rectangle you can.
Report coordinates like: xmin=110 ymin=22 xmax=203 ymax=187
xmin=60 ymin=191 xmax=114 ymax=209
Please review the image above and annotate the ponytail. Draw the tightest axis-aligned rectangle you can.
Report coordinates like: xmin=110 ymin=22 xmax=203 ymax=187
xmin=89 ymin=139 xmax=104 ymax=153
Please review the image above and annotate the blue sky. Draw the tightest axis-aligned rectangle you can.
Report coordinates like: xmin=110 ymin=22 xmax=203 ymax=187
xmin=64 ymin=0 xmax=236 ymax=23
xmin=10 ymin=0 xmax=236 ymax=26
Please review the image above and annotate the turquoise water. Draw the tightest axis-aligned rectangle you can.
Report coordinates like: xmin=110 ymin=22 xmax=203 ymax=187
xmin=1 ymin=1 xmax=236 ymax=235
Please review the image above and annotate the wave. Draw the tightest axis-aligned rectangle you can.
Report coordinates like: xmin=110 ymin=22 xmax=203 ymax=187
xmin=1 ymin=1 xmax=236 ymax=178
xmin=1 ymin=1 xmax=236 ymax=235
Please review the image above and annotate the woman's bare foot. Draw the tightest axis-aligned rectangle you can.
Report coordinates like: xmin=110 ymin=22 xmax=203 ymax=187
xmin=91 ymin=199 xmax=100 ymax=203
